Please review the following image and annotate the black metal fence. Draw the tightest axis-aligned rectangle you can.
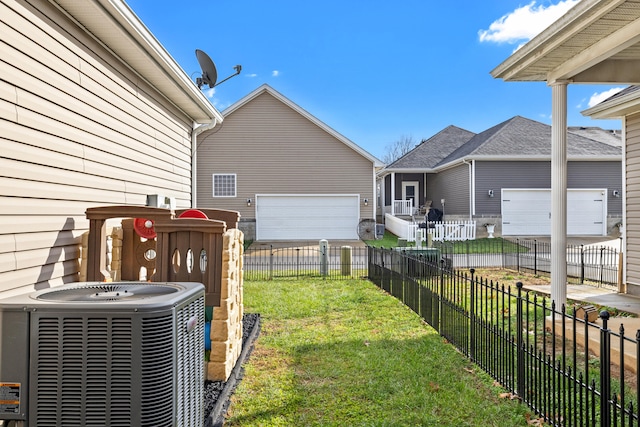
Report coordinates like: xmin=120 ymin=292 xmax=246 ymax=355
xmin=434 ymin=238 xmax=621 ymax=288
xmin=244 ymin=239 xmax=622 ymax=288
xmin=368 ymin=246 xmax=639 ymax=426
xmin=243 ymin=245 xmax=369 ymax=280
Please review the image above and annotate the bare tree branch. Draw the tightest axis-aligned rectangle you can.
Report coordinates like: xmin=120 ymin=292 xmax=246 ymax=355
xmin=382 ymin=135 xmax=417 ymax=164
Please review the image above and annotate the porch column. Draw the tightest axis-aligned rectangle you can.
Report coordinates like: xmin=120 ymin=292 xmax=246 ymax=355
xmin=391 ymin=173 xmax=396 ymax=215
xmin=550 ymin=81 xmax=568 ymax=307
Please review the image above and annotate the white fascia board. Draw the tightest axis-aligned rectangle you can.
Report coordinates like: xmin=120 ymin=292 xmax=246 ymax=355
xmin=434 ymin=155 xmax=619 ymax=172
xmin=583 ymin=89 xmax=640 ymax=119
xmin=376 ymin=168 xmax=437 ymax=178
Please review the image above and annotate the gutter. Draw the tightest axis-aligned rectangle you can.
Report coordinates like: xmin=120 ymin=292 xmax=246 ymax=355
xmin=191 ymin=120 xmax=221 ymax=208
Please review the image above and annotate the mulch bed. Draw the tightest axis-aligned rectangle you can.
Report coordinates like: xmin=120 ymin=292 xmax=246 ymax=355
xmin=204 ymin=313 xmax=261 ymax=427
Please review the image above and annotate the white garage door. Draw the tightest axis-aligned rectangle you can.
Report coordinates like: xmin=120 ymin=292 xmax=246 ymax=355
xmin=256 ymin=194 xmax=360 ymax=240
xmin=501 ymin=189 xmax=606 ymax=236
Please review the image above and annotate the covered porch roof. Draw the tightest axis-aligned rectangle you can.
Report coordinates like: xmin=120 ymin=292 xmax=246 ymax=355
xmin=491 ymin=0 xmax=640 ymax=85
xmin=491 ymin=0 xmax=640 ymax=306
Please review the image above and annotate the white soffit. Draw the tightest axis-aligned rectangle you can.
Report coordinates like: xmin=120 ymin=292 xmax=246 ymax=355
xmin=491 ymin=0 xmax=640 ymax=85
xmin=50 ymin=0 xmax=223 ymax=124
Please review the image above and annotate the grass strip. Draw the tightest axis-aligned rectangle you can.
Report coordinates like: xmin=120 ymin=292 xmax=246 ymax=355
xmin=225 ymin=278 xmax=538 ymax=426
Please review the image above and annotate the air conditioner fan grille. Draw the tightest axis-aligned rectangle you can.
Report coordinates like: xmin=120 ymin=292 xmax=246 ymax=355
xmin=35 ymin=283 xmax=179 ymax=302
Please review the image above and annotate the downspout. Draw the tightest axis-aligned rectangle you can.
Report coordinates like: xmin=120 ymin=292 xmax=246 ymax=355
xmin=191 ymin=119 xmax=220 ymax=208
xmin=462 ymin=158 xmax=474 ymax=221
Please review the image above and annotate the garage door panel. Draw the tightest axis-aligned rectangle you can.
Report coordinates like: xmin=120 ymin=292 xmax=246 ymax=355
xmin=567 ymin=192 xmax=605 ymax=235
xmin=502 ymin=189 xmax=606 ymax=236
xmin=256 ymin=195 xmax=359 ymax=240
xmin=502 ymin=190 xmax=551 ymax=235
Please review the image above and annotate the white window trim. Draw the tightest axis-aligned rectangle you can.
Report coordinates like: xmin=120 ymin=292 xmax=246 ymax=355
xmin=212 ymin=173 xmax=237 ymax=197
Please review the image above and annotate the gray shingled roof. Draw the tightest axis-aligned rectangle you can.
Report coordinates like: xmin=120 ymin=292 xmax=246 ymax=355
xmin=386 ymin=125 xmax=475 ymax=169
xmin=568 ymin=126 xmax=621 ymax=147
xmin=437 ymin=116 xmax=621 ymax=166
xmin=600 ymin=85 xmax=640 ymax=103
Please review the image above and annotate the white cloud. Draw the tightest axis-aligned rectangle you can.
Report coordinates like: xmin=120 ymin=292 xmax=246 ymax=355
xmin=272 ymin=70 xmax=280 ymax=77
xmin=245 ymin=73 xmax=258 ymax=78
xmin=479 ymin=0 xmax=579 ymax=44
xmin=205 ymin=88 xmax=216 ymax=98
xmin=212 ymin=99 xmax=232 ymax=110
xmin=587 ymin=87 xmax=625 ymax=108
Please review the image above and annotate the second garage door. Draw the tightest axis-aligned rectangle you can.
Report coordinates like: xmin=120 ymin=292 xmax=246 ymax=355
xmin=256 ymin=194 xmax=360 ymax=240
xmin=501 ymin=189 xmax=606 ymax=236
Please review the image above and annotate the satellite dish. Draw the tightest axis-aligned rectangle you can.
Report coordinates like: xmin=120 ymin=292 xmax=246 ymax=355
xmin=195 ymin=49 xmax=242 ymax=89
xmin=195 ymin=49 xmax=218 ymax=89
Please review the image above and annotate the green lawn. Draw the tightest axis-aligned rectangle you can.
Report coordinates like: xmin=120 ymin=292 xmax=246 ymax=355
xmin=224 ymin=278 xmax=539 ymax=426
xmin=365 ymin=232 xmax=527 ymax=254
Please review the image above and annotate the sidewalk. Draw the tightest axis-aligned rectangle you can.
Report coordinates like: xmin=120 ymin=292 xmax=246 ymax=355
xmin=521 ymin=282 xmax=640 ymax=373
xmin=522 ymin=282 xmax=640 ymax=317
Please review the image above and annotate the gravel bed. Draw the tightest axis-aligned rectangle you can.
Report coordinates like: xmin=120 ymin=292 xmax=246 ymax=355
xmin=204 ymin=313 xmax=261 ymax=427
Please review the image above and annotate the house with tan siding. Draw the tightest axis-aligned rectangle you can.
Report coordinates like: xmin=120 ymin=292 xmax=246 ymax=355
xmin=490 ymin=0 xmax=640 ymax=301
xmin=196 ymin=84 xmax=383 ymax=241
xmin=0 ymin=0 xmax=222 ymax=297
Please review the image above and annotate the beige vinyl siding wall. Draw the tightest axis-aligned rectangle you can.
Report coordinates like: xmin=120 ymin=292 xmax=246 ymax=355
xmin=0 ymin=0 xmax=195 ymax=296
xmin=197 ymin=91 xmax=375 ymax=219
xmin=626 ymin=112 xmax=640 ymax=289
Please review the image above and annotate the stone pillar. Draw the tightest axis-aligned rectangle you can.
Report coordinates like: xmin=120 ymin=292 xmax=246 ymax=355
xmin=110 ymin=227 xmax=123 ymax=281
xmin=207 ymin=228 xmax=244 ymax=381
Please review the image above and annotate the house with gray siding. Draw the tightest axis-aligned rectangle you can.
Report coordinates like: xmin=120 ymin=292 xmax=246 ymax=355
xmin=379 ymin=116 xmax=622 ymax=237
xmin=0 ymin=0 xmax=222 ymax=297
xmin=196 ymin=84 xmax=383 ymax=241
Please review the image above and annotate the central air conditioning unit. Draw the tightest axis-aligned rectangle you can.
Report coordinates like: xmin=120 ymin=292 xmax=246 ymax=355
xmin=0 ymin=281 xmax=205 ymax=427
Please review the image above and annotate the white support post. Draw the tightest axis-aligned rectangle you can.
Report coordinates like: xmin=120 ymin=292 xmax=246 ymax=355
xmin=391 ymin=173 xmax=396 ymax=215
xmin=551 ymin=81 xmax=568 ymax=307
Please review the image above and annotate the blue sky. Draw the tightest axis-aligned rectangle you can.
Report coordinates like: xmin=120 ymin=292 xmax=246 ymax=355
xmin=126 ymin=0 xmax=624 ymax=160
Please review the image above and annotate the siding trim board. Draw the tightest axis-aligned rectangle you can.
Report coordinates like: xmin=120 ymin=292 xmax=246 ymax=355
xmin=626 ymin=113 xmax=640 ymax=287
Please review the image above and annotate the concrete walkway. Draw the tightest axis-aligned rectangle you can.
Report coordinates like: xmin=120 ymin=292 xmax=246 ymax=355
xmin=521 ymin=281 xmax=640 ymax=374
xmin=521 ymin=283 xmax=640 ymax=316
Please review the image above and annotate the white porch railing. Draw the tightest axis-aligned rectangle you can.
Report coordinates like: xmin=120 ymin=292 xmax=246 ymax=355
xmin=393 ymin=199 xmax=413 ymax=216
xmin=408 ymin=221 xmax=476 ymax=242
xmin=385 ymin=214 xmax=411 ymax=239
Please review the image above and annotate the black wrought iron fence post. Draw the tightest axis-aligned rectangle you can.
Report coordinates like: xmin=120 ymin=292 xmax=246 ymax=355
xmin=533 ymin=240 xmax=537 ymax=275
xmin=516 ymin=282 xmax=525 ymax=397
xmin=600 ymin=246 xmax=605 ymax=285
xmin=580 ymin=244 xmax=585 ymax=284
xmin=438 ymin=258 xmax=445 ymax=334
xmin=637 ymin=330 xmax=640 ymax=420
xmin=517 ymin=238 xmax=521 ymax=273
xmin=600 ymin=310 xmax=611 ymax=426
xmin=470 ymin=268 xmax=476 ymax=362
xmin=269 ymin=245 xmax=274 ymax=280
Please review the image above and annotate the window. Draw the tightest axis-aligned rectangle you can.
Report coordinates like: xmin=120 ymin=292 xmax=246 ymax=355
xmin=212 ymin=174 xmax=236 ymax=197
